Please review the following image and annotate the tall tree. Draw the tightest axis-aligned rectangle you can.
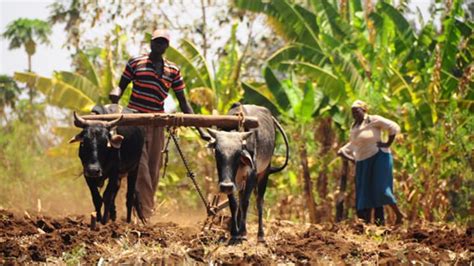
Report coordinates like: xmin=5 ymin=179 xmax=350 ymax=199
xmin=48 ymin=0 xmax=81 ymax=51
xmin=2 ymin=18 xmax=52 ymax=73
xmin=2 ymin=18 xmax=52 ymax=102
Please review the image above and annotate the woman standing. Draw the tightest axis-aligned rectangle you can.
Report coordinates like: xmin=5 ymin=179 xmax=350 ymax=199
xmin=337 ymin=100 xmax=405 ymax=225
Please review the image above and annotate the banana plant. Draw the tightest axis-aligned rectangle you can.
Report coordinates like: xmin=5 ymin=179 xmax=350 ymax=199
xmin=235 ymin=0 xmax=471 ymax=117
xmin=164 ymin=24 xmax=246 ymax=114
xmin=236 ymin=0 xmax=473 ymax=222
xmin=242 ymin=66 xmax=337 ymax=223
xmin=14 ymin=49 xmax=125 ymax=113
xmin=13 ymin=47 xmax=126 ymax=163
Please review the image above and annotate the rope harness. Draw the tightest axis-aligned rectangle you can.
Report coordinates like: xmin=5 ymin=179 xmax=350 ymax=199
xmin=237 ymin=104 xmax=245 ymax=132
xmin=161 ymin=127 xmax=214 ymax=215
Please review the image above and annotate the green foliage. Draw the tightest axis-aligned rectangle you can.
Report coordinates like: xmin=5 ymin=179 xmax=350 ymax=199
xmin=0 ymin=75 xmax=22 ymax=114
xmin=48 ymin=0 xmax=81 ymax=50
xmin=236 ymin=0 xmax=473 ymax=223
xmin=13 ymin=48 xmax=123 ymax=113
xmin=2 ymin=18 xmax=51 ymax=56
xmin=166 ymin=24 xmax=246 ymax=114
xmin=0 ymin=112 xmax=87 ymax=214
xmin=14 ymin=71 xmax=96 ymax=113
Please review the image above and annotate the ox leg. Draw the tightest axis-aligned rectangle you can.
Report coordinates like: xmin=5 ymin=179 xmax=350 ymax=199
xmin=227 ymin=193 xmax=240 ymax=245
xmin=86 ymin=177 xmax=103 ymax=223
xmin=109 ymin=177 xmax=121 ymax=222
xmin=102 ymin=173 xmax=120 ymax=224
xmin=238 ymin=172 xmax=256 ymax=240
xmin=127 ymin=167 xmax=143 ymax=223
xmin=256 ymin=171 xmax=269 ymax=243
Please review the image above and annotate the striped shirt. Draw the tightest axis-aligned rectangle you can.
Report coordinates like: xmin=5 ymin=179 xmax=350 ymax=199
xmin=120 ymin=54 xmax=185 ymax=113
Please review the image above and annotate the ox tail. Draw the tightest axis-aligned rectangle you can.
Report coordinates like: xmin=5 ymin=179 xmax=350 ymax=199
xmin=269 ymin=116 xmax=290 ymax=174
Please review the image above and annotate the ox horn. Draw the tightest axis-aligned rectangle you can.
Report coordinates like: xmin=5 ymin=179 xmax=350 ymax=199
xmin=73 ymin=112 xmax=123 ymax=128
xmin=73 ymin=111 xmax=90 ymax=128
xmin=104 ymin=115 xmax=123 ymax=129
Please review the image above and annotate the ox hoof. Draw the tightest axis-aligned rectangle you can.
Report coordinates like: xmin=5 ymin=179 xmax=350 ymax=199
xmin=228 ymin=237 xmax=242 ymax=245
xmin=238 ymin=235 xmax=248 ymax=241
xmin=257 ymin=236 xmax=266 ymax=244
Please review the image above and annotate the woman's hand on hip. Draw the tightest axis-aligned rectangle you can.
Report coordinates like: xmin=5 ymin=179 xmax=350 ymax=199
xmin=377 ymin=135 xmax=396 ymax=148
xmin=377 ymin=141 xmax=390 ymax=148
xmin=337 ymin=150 xmax=355 ymax=163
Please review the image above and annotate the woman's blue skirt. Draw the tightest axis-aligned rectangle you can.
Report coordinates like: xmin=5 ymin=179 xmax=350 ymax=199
xmin=355 ymin=149 xmax=397 ymax=210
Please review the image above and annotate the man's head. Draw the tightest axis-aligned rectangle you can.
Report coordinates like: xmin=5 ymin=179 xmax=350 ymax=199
xmin=150 ymin=29 xmax=170 ymax=55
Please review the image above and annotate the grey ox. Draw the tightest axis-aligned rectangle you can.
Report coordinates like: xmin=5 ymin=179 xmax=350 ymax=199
xmin=207 ymin=103 xmax=289 ymax=244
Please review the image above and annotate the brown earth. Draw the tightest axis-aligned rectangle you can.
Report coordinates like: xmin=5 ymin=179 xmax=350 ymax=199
xmin=0 ymin=209 xmax=472 ymax=264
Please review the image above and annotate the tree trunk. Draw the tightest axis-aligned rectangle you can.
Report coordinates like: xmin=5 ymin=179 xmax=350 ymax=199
xmin=28 ymin=54 xmax=32 ymax=72
xmin=200 ymin=0 xmax=208 ymax=60
xmin=27 ymin=54 xmax=33 ymax=103
xmin=336 ymin=159 xmax=349 ymax=222
xmin=316 ymin=117 xmax=334 ymax=199
xmin=300 ymin=143 xmax=318 ymax=223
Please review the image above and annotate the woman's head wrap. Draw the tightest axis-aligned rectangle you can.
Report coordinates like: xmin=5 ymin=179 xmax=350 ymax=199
xmin=351 ymin=100 xmax=368 ymax=112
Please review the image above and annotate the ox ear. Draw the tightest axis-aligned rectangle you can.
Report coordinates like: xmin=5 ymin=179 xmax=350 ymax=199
xmin=240 ymin=131 xmax=253 ymax=140
xmin=240 ymin=149 xmax=254 ymax=169
xmin=108 ymin=134 xmax=124 ymax=149
xmin=206 ymin=138 xmax=216 ymax=149
xmin=206 ymin=129 xmax=219 ymax=149
xmin=68 ymin=132 xmax=84 ymax=144
xmin=207 ymin=128 xmax=219 ymax=138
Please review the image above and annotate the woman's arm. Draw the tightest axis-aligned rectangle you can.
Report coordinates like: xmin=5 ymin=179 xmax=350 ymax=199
xmin=377 ymin=134 xmax=396 ymax=148
xmin=337 ymin=142 xmax=355 ymax=163
xmin=371 ymin=115 xmax=400 ymax=148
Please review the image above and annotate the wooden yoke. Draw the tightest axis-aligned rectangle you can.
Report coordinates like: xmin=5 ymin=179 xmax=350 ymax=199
xmin=80 ymin=113 xmax=259 ymax=129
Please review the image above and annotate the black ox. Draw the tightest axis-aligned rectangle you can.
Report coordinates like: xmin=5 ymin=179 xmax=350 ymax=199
xmin=207 ymin=103 xmax=289 ymax=244
xmin=69 ymin=112 xmax=145 ymax=224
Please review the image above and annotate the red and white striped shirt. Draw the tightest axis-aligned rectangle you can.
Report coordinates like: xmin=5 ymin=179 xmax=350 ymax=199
xmin=120 ymin=54 xmax=185 ymax=113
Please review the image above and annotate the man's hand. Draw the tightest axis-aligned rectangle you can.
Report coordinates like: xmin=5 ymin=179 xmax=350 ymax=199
xmin=175 ymin=91 xmax=213 ymax=142
xmin=109 ymin=86 xmax=123 ymax=104
xmin=109 ymin=95 xmax=120 ymax=104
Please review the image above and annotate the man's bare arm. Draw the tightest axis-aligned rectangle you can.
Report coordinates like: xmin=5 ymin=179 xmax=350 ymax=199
xmin=175 ymin=91 xmax=211 ymax=141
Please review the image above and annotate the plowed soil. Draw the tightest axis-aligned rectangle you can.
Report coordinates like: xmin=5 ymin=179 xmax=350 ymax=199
xmin=0 ymin=209 xmax=472 ymax=264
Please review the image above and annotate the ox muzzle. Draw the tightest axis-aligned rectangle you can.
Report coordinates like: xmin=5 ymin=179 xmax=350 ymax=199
xmin=219 ymin=179 xmax=236 ymax=194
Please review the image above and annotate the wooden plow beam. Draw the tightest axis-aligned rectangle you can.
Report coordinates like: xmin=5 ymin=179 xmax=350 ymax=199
xmin=80 ymin=113 xmax=259 ymax=129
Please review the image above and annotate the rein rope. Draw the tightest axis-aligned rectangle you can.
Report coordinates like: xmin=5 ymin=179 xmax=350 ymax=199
xmin=161 ymin=126 xmax=214 ymax=216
